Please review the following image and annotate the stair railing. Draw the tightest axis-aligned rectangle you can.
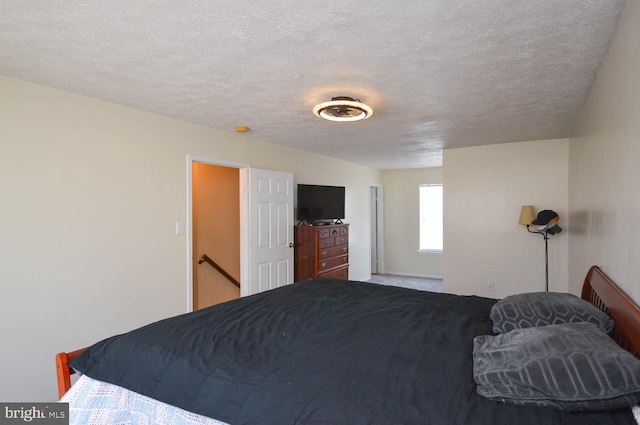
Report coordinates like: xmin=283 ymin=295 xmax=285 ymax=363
xmin=198 ymin=254 xmax=240 ymax=288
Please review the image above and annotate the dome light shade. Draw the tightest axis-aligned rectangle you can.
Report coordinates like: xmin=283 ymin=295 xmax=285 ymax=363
xmin=313 ymin=96 xmax=373 ymax=122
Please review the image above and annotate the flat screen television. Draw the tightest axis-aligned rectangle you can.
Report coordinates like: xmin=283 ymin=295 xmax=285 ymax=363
xmin=297 ymin=184 xmax=345 ymax=224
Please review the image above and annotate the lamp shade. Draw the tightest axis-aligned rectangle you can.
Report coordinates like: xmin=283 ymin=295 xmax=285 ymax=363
xmin=518 ymin=205 xmax=535 ymax=225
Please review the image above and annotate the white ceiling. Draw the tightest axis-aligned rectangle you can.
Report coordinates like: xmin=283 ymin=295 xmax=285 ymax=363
xmin=0 ymin=1 xmax=626 ymax=169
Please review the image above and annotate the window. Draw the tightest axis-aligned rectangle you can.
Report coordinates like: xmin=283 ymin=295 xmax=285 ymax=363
xmin=419 ymin=184 xmax=443 ymax=252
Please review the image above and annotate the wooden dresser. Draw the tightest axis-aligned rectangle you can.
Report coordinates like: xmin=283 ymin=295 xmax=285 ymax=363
xmin=294 ymin=224 xmax=349 ymax=281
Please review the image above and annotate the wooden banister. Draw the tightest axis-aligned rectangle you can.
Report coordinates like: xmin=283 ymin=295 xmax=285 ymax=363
xmin=198 ymin=254 xmax=240 ymax=288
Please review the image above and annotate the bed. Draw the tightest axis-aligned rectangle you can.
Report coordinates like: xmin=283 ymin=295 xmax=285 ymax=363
xmin=57 ymin=265 xmax=640 ymax=424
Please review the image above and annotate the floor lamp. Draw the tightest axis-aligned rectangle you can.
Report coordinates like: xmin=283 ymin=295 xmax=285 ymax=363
xmin=519 ymin=206 xmax=562 ymax=292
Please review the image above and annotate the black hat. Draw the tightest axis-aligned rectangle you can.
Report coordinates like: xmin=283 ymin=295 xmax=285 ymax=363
xmin=531 ymin=210 xmax=559 ymax=226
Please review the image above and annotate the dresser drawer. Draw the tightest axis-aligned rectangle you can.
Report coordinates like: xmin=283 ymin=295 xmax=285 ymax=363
xmin=334 ymin=236 xmax=348 ymax=246
xmin=319 ymin=265 xmax=349 ymax=280
xmin=319 ymin=245 xmax=349 ymax=259
xmin=318 ymin=255 xmax=349 ymax=272
xmin=318 ymin=238 xmax=335 ymax=249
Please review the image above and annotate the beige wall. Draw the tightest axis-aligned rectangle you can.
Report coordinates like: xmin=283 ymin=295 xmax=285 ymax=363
xmin=568 ymin=0 xmax=640 ymax=300
xmin=381 ymin=167 xmax=443 ymax=278
xmin=193 ymin=163 xmax=240 ymax=308
xmin=0 ymin=75 xmax=381 ymax=401
xmin=443 ymin=139 xmax=569 ymax=298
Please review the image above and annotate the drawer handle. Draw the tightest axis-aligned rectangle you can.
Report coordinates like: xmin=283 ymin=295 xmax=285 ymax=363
xmin=342 ymin=257 xmax=347 ymax=263
xmin=321 ymin=262 xmax=326 ymax=268
xmin=321 ymin=251 xmax=328 ymax=256
xmin=342 ymin=247 xmax=347 ymax=252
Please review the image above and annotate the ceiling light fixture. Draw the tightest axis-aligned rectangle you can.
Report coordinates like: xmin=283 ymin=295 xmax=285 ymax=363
xmin=313 ymin=96 xmax=373 ymax=122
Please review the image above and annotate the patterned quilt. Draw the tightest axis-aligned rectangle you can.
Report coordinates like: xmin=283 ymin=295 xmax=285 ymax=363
xmin=62 ymin=375 xmax=229 ymax=425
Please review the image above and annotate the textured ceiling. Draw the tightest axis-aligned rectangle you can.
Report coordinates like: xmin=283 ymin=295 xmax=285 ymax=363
xmin=0 ymin=1 xmax=626 ymax=169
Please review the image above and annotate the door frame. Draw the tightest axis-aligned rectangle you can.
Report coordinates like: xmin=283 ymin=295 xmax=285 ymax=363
xmin=186 ymin=155 xmax=250 ymax=312
xmin=370 ymin=184 xmax=384 ymax=275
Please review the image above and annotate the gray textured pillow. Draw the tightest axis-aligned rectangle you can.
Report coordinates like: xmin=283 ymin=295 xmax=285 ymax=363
xmin=473 ymin=322 xmax=640 ymax=412
xmin=490 ymin=292 xmax=614 ymax=334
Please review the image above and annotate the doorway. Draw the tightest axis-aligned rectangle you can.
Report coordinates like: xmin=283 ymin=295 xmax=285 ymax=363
xmin=187 ymin=156 xmax=249 ymax=312
xmin=192 ymin=162 xmax=241 ymax=310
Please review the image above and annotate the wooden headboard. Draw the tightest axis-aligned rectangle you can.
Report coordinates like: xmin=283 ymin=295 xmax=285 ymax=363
xmin=581 ymin=265 xmax=640 ymax=359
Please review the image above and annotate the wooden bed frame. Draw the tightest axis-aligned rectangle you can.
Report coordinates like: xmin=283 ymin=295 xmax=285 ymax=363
xmin=55 ymin=347 xmax=86 ymax=399
xmin=55 ymin=265 xmax=640 ymax=400
xmin=581 ymin=265 xmax=640 ymax=358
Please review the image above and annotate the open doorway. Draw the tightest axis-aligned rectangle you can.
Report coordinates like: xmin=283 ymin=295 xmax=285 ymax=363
xmin=192 ymin=162 xmax=241 ymax=310
xmin=187 ymin=156 xmax=249 ymax=312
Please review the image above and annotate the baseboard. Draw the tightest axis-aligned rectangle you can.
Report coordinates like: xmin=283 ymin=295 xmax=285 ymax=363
xmin=378 ymin=271 xmax=443 ymax=280
xmin=352 ymin=274 xmax=374 ymax=282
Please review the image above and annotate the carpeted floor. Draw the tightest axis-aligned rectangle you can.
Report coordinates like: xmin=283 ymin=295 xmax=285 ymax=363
xmin=365 ymin=274 xmax=443 ymax=293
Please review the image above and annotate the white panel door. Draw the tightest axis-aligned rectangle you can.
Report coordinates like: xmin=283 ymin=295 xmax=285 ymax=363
xmin=247 ymin=168 xmax=294 ymax=296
